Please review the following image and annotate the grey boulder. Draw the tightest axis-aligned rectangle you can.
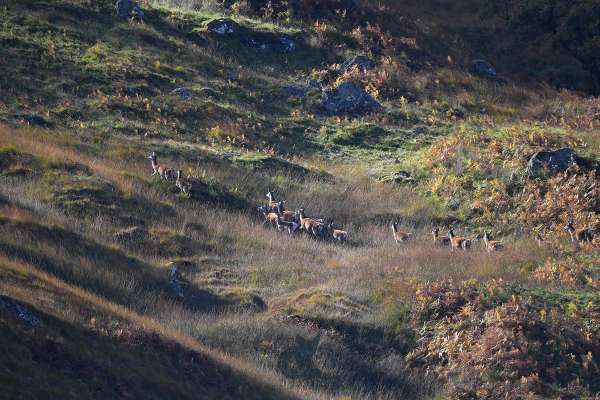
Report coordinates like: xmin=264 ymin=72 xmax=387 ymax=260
xmin=528 ymin=148 xmax=576 ymax=175
xmin=469 ymin=59 xmax=497 ymax=78
xmin=321 ymin=82 xmax=380 ymax=115
xmin=207 ymin=18 xmax=239 ymax=35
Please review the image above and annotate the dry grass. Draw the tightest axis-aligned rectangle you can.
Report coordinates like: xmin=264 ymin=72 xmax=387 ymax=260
xmin=0 ymin=255 xmax=318 ymax=400
xmin=0 ymin=122 xmax=569 ymax=399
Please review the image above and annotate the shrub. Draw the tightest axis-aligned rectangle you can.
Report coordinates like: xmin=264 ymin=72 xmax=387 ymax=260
xmin=242 ymin=0 xmax=358 ymax=20
xmin=481 ymin=0 xmax=600 ymax=93
xmin=408 ymin=280 xmax=600 ymax=399
xmin=531 ymin=257 xmax=599 ymax=289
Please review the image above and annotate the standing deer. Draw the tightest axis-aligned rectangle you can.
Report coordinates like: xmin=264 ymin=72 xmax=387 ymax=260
xmin=148 ymin=151 xmax=175 ymax=181
xmin=447 ymin=229 xmax=471 ymax=250
xmin=391 ymin=222 xmax=412 ymax=243
xmin=482 ymin=232 xmax=503 ymax=252
xmin=564 ymin=221 xmax=594 ymax=244
xmin=432 ymin=228 xmax=451 ymax=246
xmin=176 ymin=170 xmax=193 ymax=197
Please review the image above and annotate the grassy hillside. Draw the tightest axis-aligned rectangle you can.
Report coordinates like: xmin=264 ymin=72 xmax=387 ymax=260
xmin=1 ymin=0 xmax=600 ymax=399
xmin=0 ymin=256 xmax=302 ymax=400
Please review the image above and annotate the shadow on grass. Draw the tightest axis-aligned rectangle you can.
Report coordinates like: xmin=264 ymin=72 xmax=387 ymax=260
xmin=0 ymin=219 xmax=241 ymax=314
xmin=0 ymin=296 xmax=296 ymax=400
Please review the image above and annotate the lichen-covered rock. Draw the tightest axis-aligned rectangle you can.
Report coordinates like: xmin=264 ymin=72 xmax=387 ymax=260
xmin=321 ymin=82 xmax=380 ymax=115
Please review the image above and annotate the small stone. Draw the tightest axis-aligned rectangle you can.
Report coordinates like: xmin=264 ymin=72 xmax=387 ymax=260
xmin=170 ymin=87 xmax=193 ymax=99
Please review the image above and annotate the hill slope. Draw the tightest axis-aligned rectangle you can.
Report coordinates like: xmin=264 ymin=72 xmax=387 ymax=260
xmin=1 ymin=257 xmax=302 ymax=400
xmin=1 ymin=1 xmax=600 ymax=399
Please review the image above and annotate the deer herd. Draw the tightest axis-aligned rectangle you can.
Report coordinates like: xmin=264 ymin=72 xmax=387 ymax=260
xmin=149 ymin=151 xmax=596 ymax=251
xmin=257 ymin=190 xmax=349 ymax=243
xmin=255 ymin=188 xmax=509 ymax=250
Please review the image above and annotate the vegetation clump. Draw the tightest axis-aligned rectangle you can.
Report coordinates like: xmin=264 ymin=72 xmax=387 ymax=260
xmin=408 ymin=279 xmax=600 ymax=399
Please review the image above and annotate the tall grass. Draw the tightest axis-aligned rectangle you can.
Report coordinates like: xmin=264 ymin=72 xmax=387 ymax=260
xmin=0 ymin=123 xmax=557 ymax=399
xmin=147 ymin=0 xmax=222 ymax=12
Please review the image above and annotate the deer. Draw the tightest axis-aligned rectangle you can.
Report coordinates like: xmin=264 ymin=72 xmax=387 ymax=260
xmin=275 ymin=201 xmax=299 ymax=224
xmin=148 ymin=151 xmax=176 ymax=181
xmin=534 ymin=231 xmax=544 ymax=248
xmin=432 ymin=228 xmax=451 ymax=246
xmin=482 ymin=232 xmax=503 ymax=252
xmin=296 ymin=208 xmax=325 ymax=238
xmin=327 ymin=224 xmax=348 ymax=243
xmin=276 ymin=218 xmax=301 ymax=235
xmin=447 ymin=229 xmax=471 ymax=250
xmin=258 ymin=205 xmax=281 ymax=230
xmin=266 ymin=189 xmax=280 ymax=208
xmin=391 ymin=222 xmax=412 ymax=243
xmin=564 ymin=221 xmax=594 ymax=244
xmin=175 ymin=170 xmax=193 ymax=197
